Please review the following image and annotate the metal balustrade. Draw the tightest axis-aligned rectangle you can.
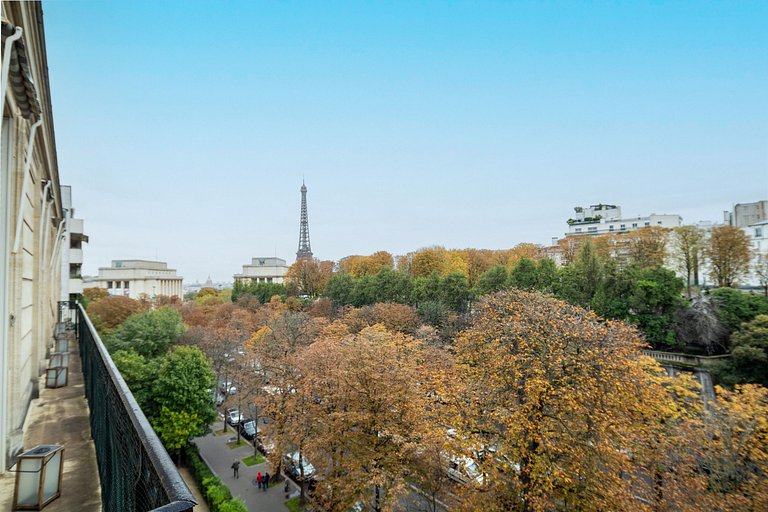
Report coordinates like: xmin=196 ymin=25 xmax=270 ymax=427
xmin=74 ymin=303 xmax=196 ymax=512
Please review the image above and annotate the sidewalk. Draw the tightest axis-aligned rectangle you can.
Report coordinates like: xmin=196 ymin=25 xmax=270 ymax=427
xmin=194 ymin=422 xmax=301 ymax=512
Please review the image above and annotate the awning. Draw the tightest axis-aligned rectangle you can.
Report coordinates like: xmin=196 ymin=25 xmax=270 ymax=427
xmin=2 ymin=21 xmax=42 ymax=120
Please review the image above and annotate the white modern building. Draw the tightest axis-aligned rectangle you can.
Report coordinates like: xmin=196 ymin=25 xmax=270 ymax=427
xmin=233 ymin=257 xmax=288 ymax=285
xmin=85 ymin=260 xmax=183 ymax=299
xmin=566 ymin=204 xmax=682 ymax=236
xmin=59 ymin=185 xmax=88 ymax=301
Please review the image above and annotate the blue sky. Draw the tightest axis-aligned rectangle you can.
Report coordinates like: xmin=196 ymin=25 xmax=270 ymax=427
xmin=43 ymin=1 xmax=767 ymax=282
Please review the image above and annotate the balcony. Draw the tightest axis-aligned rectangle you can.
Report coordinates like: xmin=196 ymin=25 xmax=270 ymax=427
xmin=70 ymin=248 xmax=83 ymax=264
xmin=0 ymin=304 xmax=196 ymax=512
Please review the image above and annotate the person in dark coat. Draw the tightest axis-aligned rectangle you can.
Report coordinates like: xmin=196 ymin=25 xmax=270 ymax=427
xmin=232 ymin=460 xmax=240 ymax=478
xmin=262 ymin=471 xmax=270 ymax=491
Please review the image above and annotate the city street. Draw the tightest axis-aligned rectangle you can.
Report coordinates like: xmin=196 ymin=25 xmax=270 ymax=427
xmin=194 ymin=421 xmax=300 ymax=512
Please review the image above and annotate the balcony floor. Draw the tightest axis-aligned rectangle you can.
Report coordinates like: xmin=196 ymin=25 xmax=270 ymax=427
xmin=0 ymin=331 xmax=101 ymax=511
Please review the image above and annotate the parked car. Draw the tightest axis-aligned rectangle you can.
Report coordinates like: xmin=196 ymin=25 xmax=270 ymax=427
xmin=220 ymin=379 xmax=238 ymax=395
xmin=238 ymin=418 xmax=257 ymax=441
xmin=224 ymin=408 xmax=242 ymax=426
xmin=256 ymin=435 xmax=274 ymax=456
xmin=283 ymin=451 xmax=316 ymax=482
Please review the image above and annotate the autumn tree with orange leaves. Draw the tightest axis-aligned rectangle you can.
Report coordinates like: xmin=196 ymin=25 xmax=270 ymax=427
xmin=290 ymin=325 xmax=430 ymax=512
xmin=446 ymin=290 xmax=675 ymax=512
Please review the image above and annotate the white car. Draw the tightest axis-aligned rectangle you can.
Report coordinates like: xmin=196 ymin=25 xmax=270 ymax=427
xmin=283 ymin=451 xmax=316 ymax=481
xmin=225 ymin=409 xmax=243 ymax=426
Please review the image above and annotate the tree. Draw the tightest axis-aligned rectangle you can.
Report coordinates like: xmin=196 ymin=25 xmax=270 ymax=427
xmin=535 ymin=258 xmax=558 ymax=292
xmin=324 ymin=273 xmax=355 ymax=306
xmin=150 ymin=346 xmax=217 ymax=438
xmin=231 ymin=280 xmax=286 ymax=303
xmin=339 ymin=251 xmax=394 ymax=277
xmin=154 ymin=406 xmax=201 ymax=465
xmin=105 ymin=306 xmax=185 ymax=358
xmin=626 ymin=266 xmax=686 ymax=348
xmin=556 ymin=240 xmax=602 ymax=307
xmin=111 ymin=349 xmax=159 ymax=410
xmin=628 ymin=226 xmax=670 ymax=268
xmin=286 ymin=258 xmax=334 ymax=297
xmin=707 ymin=226 xmax=752 ymax=287
xmin=475 ymin=265 xmax=508 ymax=296
xmin=292 ymin=325 xmax=428 ymax=512
xmin=372 ymin=267 xmax=413 ymax=304
xmin=447 ymin=290 xmax=670 ymax=511
xmin=701 ymin=385 xmax=768 ymax=510
xmin=508 ymin=258 xmax=537 ymax=290
xmin=86 ymin=295 xmax=148 ymax=335
xmin=755 ymin=252 xmax=768 ymax=296
xmin=671 ymin=226 xmax=707 ymax=297
xmin=247 ymin=311 xmax=318 ymax=480
xmin=719 ymin=315 xmax=768 ymax=386
xmin=439 ymin=273 xmax=471 ymax=312
xmin=710 ymin=287 xmax=768 ymax=332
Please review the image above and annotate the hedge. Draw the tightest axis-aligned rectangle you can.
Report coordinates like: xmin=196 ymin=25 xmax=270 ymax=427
xmin=185 ymin=444 xmax=248 ymax=512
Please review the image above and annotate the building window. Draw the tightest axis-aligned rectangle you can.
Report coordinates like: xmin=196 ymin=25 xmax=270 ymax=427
xmin=644 ymin=222 xmax=650 ymax=226
xmin=588 ymin=227 xmax=597 ymax=232
xmin=658 ymin=221 xmax=662 ymax=224
xmin=107 ymin=281 xmax=113 ymax=289
xmin=267 ymin=277 xmax=273 ymax=283
xmin=756 ymin=228 xmax=763 ymax=238
xmin=575 ymin=228 xmax=582 ymax=232
xmin=632 ymin=223 xmax=638 ymax=228
xmin=124 ymin=280 xmax=130 ymax=289
xmin=620 ymin=224 xmax=625 ymax=229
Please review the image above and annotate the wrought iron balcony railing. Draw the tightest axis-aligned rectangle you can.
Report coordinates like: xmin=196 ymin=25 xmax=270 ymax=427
xmin=74 ymin=303 xmax=196 ymax=512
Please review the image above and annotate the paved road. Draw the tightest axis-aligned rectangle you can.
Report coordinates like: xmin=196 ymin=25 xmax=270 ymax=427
xmin=194 ymin=421 xmax=300 ymax=512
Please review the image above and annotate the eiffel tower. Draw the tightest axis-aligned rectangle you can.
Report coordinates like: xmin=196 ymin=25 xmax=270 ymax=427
xmin=296 ymin=181 xmax=313 ymax=261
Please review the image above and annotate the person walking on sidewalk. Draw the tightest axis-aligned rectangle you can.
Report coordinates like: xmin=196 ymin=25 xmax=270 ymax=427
xmin=256 ymin=471 xmax=262 ymax=489
xmin=231 ymin=460 xmax=240 ymax=479
xmin=262 ymin=472 xmax=270 ymax=491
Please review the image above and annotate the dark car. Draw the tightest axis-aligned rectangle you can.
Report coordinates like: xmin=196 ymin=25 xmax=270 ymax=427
xmin=238 ymin=418 xmax=257 ymax=441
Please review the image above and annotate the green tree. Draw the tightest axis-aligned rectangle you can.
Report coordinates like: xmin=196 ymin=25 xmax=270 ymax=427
xmin=232 ymin=281 xmax=286 ymax=303
xmin=150 ymin=346 xmax=217 ymax=437
xmin=411 ymin=272 xmax=442 ymax=305
xmin=627 ymin=266 xmax=686 ymax=347
xmin=373 ymin=267 xmax=413 ymax=304
xmin=509 ymin=258 xmax=538 ymax=290
xmin=324 ymin=273 xmax=355 ymax=306
xmin=154 ymin=406 xmax=201 ymax=465
xmin=475 ymin=265 xmax=508 ymax=296
xmin=557 ymin=240 xmax=602 ymax=307
xmin=439 ymin=273 xmax=471 ymax=312
xmin=106 ymin=306 xmax=185 ymax=358
xmin=535 ymin=258 xmax=558 ymax=292
xmin=111 ymin=349 xmax=159 ymax=410
xmin=716 ymin=315 xmax=768 ymax=386
xmin=710 ymin=288 xmax=768 ymax=332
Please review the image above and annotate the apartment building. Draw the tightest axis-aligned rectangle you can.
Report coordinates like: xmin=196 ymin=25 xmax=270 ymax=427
xmin=1 ymin=1 xmax=70 ymax=468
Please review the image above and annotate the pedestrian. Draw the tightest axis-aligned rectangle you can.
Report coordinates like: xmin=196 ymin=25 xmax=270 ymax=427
xmin=232 ymin=460 xmax=240 ymax=479
xmin=263 ymin=471 xmax=270 ymax=491
xmin=256 ymin=471 xmax=262 ymax=489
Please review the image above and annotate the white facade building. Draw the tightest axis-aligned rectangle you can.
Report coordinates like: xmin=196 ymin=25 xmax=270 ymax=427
xmin=567 ymin=204 xmax=682 ymax=236
xmin=233 ymin=257 xmax=288 ymax=285
xmin=1 ymin=2 xmax=70 ymax=470
xmin=59 ymin=185 xmax=87 ymax=300
xmin=85 ymin=260 xmax=183 ymax=299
